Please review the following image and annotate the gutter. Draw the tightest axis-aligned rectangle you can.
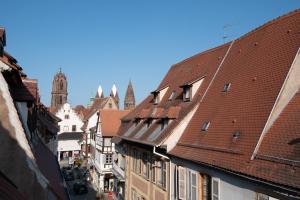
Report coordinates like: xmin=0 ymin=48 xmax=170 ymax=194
xmin=153 ymin=146 xmax=172 ymax=200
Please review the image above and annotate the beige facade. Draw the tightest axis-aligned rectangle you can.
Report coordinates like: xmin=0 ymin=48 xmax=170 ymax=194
xmin=125 ymin=145 xmax=169 ymax=200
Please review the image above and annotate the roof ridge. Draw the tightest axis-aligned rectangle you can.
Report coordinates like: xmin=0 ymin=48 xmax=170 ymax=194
xmin=237 ymin=8 xmax=300 ymax=42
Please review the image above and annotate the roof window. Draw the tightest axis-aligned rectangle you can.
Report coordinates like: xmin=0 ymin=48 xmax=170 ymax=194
xmin=183 ymin=86 xmax=191 ymax=102
xmin=168 ymin=91 xmax=176 ymax=101
xmin=201 ymin=121 xmax=210 ymax=132
xmin=223 ymin=83 xmax=231 ymax=92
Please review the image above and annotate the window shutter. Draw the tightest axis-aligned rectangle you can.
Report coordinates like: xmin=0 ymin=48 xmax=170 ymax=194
xmin=178 ymin=166 xmax=186 ymax=199
xmin=212 ymin=178 xmax=220 ymax=200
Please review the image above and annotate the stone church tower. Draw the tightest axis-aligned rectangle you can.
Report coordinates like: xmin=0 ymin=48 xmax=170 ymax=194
xmin=110 ymin=84 xmax=120 ymax=109
xmin=51 ymin=69 xmax=68 ymax=111
xmin=124 ymin=80 xmax=135 ymax=110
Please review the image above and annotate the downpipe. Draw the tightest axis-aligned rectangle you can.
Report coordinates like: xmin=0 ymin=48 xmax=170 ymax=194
xmin=153 ymin=146 xmax=172 ymax=200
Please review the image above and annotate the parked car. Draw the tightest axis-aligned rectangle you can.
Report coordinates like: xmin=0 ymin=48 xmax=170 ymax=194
xmin=63 ymin=171 xmax=75 ymax=181
xmin=73 ymin=181 xmax=88 ymax=194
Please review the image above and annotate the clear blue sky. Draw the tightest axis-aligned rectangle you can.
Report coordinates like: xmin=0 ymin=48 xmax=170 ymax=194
xmin=1 ymin=0 xmax=299 ymax=108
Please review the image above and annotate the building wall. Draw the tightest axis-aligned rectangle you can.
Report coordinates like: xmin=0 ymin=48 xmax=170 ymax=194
xmin=56 ymin=103 xmax=84 ymax=134
xmin=125 ymin=144 xmax=169 ymax=200
xmin=171 ymin=157 xmax=282 ymax=200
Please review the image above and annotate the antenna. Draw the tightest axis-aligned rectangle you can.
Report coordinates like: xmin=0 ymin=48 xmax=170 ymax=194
xmin=222 ymin=24 xmax=232 ymax=43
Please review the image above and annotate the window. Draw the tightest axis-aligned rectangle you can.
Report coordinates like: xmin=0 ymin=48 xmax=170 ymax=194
xmin=59 ymin=96 xmax=63 ymax=104
xmin=132 ymin=149 xmax=141 ymax=174
xmin=63 ymin=126 xmax=69 ymax=132
xmin=72 ymin=125 xmax=76 ymax=132
xmin=201 ymin=121 xmax=210 ymax=131
xmin=157 ymin=161 xmax=166 ymax=189
xmin=142 ymin=153 xmax=150 ymax=179
xmin=202 ymin=174 xmax=211 ymax=200
xmin=146 ymin=119 xmax=153 ymax=128
xmin=105 ymin=154 xmax=112 ymax=164
xmin=161 ymin=118 xmax=169 ymax=130
xmin=223 ymin=83 xmax=231 ymax=92
xmin=60 ymin=80 xmax=63 ymax=90
xmin=104 ymin=138 xmax=112 ymax=146
xmin=64 ymin=114 xmax=69 ymax=119
xmin=151 ymin=159 xmax=156 ymax=183
xmin=183 ymin=86 xmax=191 ymax=101
xmin=212 ymin=178 xmax=220 ymax=200
xmin=58 ymin=125 xmax=60 ymax=132
xmin=178 ymin=166 xmax=186 ymax=199
xmin=153 ymin=92 xmax=160 ymax=104
xmin=188 ymin=171 xmax=198 ymax=200
xmin=168 ymin=91 xmax=176 ymax=101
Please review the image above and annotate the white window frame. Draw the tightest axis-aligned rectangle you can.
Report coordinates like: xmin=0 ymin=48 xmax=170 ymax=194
xmin=178 ymin=166 xmax=186 ymax=199
xmin=188 ymin=170 xmax=198 ymax=200
xmin=212 ymin=178 xmax=220 ymax=200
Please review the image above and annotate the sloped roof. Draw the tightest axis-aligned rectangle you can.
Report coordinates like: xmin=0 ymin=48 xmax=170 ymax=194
xmin=11 ymin=79 xmax=39 ymax=102
xmin=33 ymin=140 xmax=69 ymax=199
xmin=100 ymin=110 xmax=130 ymax=137
xmin=118 ymin=42 xmax=231 ymax=145
xmin=84 ymin=97 xmax=109 ymax=121
xmin=57 ymin=132 xmax=83 ymax=140
xmin=170 ymin=9 xmax=300 ymax=191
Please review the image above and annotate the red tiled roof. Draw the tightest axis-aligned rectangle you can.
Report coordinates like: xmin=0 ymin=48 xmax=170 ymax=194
xmin=10 ymin=79 xmax=39 ymax=102
xmin=118 ymin=41 xmax=231 ymax=145
xmin=170 ymin=9 xmax=300 ymax=191
xmin=100 ymin=110 xmax=130 ymax=137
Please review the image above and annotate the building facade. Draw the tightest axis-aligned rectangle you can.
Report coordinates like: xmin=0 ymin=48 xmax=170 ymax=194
xmin=56 ymin=103 xmax=84 ymax=162
xmin=115 ymin=9 xmax=300 ymax=200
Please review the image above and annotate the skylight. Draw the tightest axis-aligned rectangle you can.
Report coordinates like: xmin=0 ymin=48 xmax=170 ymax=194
xmin=201 ymin=121 xmax=210 ymax=131
xmin=223 ymin=83 xmax=231 ymax=92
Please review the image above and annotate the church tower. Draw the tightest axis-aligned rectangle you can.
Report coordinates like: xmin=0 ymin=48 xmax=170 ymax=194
xmin=124 ymin=80 xmax=135 ymax=110
xmin=51 ymin=68 xmax=68 ymax=111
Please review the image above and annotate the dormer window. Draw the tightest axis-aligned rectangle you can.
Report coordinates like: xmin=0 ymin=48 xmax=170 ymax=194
xmin=168 ymin=91 xmax=176 ymax=101
xmin=223 ymin=83 xmax=231 ymax=92
xmin=134 ymin=118 xmax=141 ymax=127
xmin=180 ymin=77 xmax=205 ymax=102
xmin=161 ymin=118 xmax=169 ymax=130
xmin=146 ymin=119 xmax=153 ymax=128
xmin=183 ymin=86 xmax=191 ymax=102
xmin=153 ymin=92 xmax=160 ymax=105
xmin=151 ymin=86 xmax=169 ymax=105
xmin=201 ymin=121 xmax=210 ymax=131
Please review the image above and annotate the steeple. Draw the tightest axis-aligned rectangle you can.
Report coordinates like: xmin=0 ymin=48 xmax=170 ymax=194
xmin=124 ymin=80 xmax=135 ymax=110
xmin=110 ymin=84 xmax=119 ymax=109
xmin=95 ymin=85 xmax=104 ymax=98
xmin=50 ymin=68 xmax=68 ymax=111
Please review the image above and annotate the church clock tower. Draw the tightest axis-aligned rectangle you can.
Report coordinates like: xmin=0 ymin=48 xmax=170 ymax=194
xmin=51 ymin=68 xmax=68 ymax=111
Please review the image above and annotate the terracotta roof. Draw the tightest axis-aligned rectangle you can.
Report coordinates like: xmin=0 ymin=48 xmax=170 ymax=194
xmin=117 ymin=41 xmax=231 ymax=145
xmin=170 ymin=9 xmax=300 ymax=191
xmin=84 ymin=97 xmax=109 ymax=121
xmin=10 ymin=79 xmax=39 ymax=102
xmin=73 ymin=105 xmax=89 ymax=119
xmin=100 ymin=110 xmax=130 ymax=137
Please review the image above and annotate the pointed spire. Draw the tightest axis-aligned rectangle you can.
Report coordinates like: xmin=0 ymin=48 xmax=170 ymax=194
xmin=124 ymin=80 xmax=136 ymax=110
xmin=96 ymin=85 xmax=104 ymax=98
xmin=110 ymin=84 xmax=119 ymax=109
xmin=110 ymin=84 xmax=118 ymax=97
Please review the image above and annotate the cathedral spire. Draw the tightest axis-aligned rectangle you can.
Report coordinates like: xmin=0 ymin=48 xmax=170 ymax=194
xmin=124 ymin=80 xmax=135 ymax=110
xmin=95 ymin=85 xmax=104 ymax=98
xmin=110 ymin=84 xmax=119 ymax=109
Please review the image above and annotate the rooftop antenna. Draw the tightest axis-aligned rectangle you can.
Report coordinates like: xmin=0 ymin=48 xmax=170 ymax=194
xmin=222 ymin=24 xmax=232 ymax=43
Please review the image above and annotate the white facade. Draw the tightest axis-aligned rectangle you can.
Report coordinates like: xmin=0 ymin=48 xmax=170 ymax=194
xmin=56 ymin=103 xmax=84 ymax=161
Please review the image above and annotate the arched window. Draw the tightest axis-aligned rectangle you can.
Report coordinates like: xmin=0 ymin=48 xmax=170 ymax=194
xmin=59 ymin=96 xmax=62 ymax=104
xmin=60 ymin=80 xmax=63 ymax=90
